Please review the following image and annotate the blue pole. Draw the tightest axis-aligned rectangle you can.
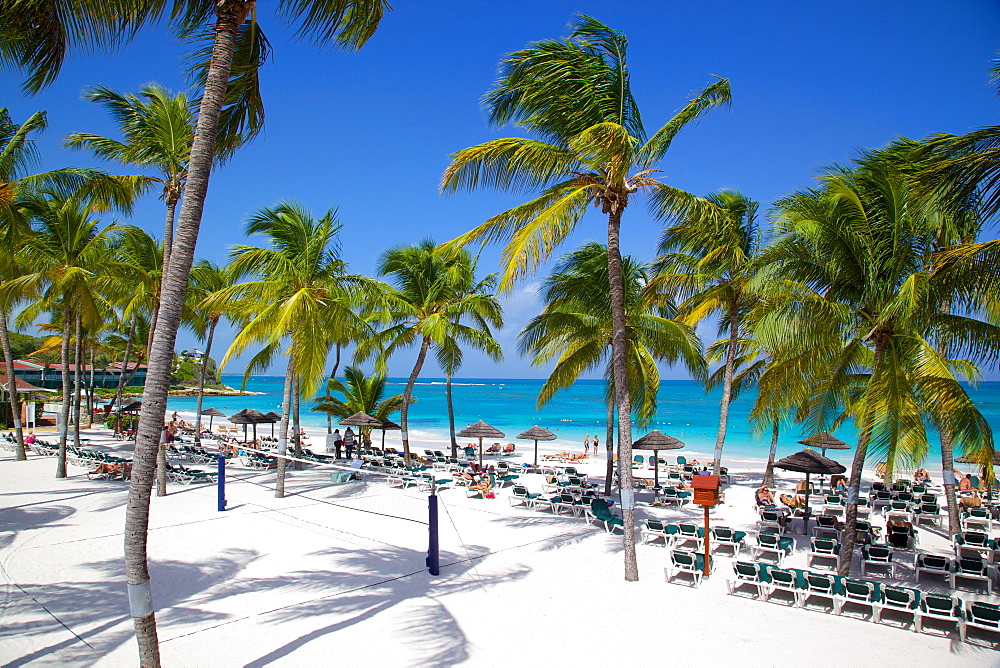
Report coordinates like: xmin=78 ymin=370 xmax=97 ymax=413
xmin=427 ymin=492 xmax=440 ymax=575
xmin=217 ymin=455 xmax=227 ymax=512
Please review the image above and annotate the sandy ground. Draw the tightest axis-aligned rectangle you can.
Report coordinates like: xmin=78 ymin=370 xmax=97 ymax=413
xmin=2 ymin=426 xmax=998 ymax=667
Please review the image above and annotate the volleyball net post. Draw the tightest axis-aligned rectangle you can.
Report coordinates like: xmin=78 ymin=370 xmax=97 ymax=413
xmin=427 ymin=486 xmax=440 ymax=576
xmin=217 ymin=455 xmax=227 ymax=511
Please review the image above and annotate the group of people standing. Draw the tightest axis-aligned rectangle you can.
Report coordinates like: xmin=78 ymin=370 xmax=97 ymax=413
xmin=582 ymin=434 xmax=601 ymax=457
xmin=325 ymin=427 xmax=357 ymax=459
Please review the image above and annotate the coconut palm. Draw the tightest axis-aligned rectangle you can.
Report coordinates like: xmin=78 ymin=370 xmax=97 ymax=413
xmin=441 ymin=15 xmax=729 ymax=580
xmin=312 ymin=365 xmax=403 ymax=444
xmin=652 ymin=191 xmax=762 ymax=476
xmin=356 ymin=241 xmax=504 ymax=466
xmin=760 ymin=153 xmax=998 ymax=576
xmin=217 ymin=201 xmax=367 ymax=496
xmin=1 ymin=3 xmax=390 ymax=658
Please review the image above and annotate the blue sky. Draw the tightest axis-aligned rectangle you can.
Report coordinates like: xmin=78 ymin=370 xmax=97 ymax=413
xmin=3 ymin=1 xmax=999 ymax=379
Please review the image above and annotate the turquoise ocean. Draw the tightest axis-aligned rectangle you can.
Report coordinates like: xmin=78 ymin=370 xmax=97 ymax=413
xmin=165 ymin=377 xmax=1000 ymax=466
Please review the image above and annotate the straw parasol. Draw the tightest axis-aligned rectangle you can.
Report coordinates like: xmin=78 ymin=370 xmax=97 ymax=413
xmin=456 ymin=420 xmax=505 ymax=468
xmin=379 ymin=419 xmax=401 ymax=449
xmin=632 ymin=430 xmax=684 ymax=487
xmin=229 ymin=409 xmax=267 ymax=442
xmin=261 ymin=410 xmax=281 ymax=437
xmin=339 ymin=411 xmax=384 ymax=446
xmin=516 ymin=425 xmax=557 ymax=466
xmin=201 ymin=407 xmax=226 ymax=433
xmin=243 ymin=409 xmax=267 ymax=442
xmin=773 ymin=449 xmax=846 ymax=534
xmin=797 ymin=431 xmax=851 ymax=457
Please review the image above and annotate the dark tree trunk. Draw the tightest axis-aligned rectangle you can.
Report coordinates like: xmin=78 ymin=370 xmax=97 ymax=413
xmin=0 ymin=307 xmax=26 ymax=460
xmin=763 ymin=418 xmax=779 ymax=487
xmin=400 ymin=336 xmax=431 ymax=466
xmin=72 ymin=314 xmax=83 ymax=450
xmin=123 ymin=4 xmax=248 ymax=664
xmin=326 ymin=343 xmax=341 ymax=434
xmin=293 ymin=374 xmax=303 ymax=470
xmin=604 ymin=399 xmax=615 ymax=496
xmin=940 ymin=427 xmax=960 ymax=536
xmin=712 ymin=306 xmax=739 ymax=475
xmin=113 ymin=314 xmax=137 ymax=410
xmin=276 ymin=354 xmax=295 ymax=497
xmin=446 ymin=371 xmax=457 ymax=458
xmin=87 ymin=346 xmax=95 ymax=425
xmin=162 ymin=193 xmax=179 ymax=279
xmin=56 ymin=301 xmax=72 ymax=478
xmin=606 ymin=207 xmax=638 ymax=581
xmin=194 ymin=318 xmax=218 ymax=447
xmin=837 ymin=338 xmax=887 ymax=576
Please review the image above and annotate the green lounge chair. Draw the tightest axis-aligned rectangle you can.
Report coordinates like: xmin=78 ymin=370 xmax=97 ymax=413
xmin=641 ymin=519 xmax=673 ymax=547
xmin=915 ymin=553 xmax=950 ymax=584
xmin=951 ymin=555 xmax=993 ymax=594
xmin=752 ymin=530 xmax=793 ymax=565
xmin=808 ymin=537 xmax=840 ymax=570
xmin=800 ymin=572 xmax=839 ymax=613
xmin=834 ymin=579 xmax=879 ymax=619
xmin=916 ymin=593 xmax=964 ymax=637
xmin=860 ymin=545 xmax=895 ymax=577
xmin=664 ymin=549 xmax=710 ymax=588
xmin=710 ymin=526 xmax=746 ymax=556
xmin=589 ymin=498 xmax=623 ymax=533
xmin=727 ymin=561 xmax=767 ymax=598
xmin=962 ymin=600 xmax=1000 ymax=646
xmin=763 ymin=567 xmax=802 ymax=606
xmin=874 ymin=585 xmax=920 ymax=628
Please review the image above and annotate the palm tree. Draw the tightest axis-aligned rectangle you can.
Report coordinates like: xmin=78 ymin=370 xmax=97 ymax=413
xmin=356 ymin=241 xmax=504 ymax=466
xmin=312 ymin=365 xmax=403 ymax=444
xmin=0 ymin=107 xmax=47 ymax=459
xmin=519 ymin=242 xmax=704 ymax=490
xmin=1 ymin=4 xmax=390 ymax=659
xmin=653 ymin=190 xmax=763 ymax=476
xmin=440 ymin=15 xmax=730 ymax=581
xmin=760 ymin=153 xmax=997 ymax=576
xmin=11 ymin=190 xmax=119 ymax=477
xmin=217 ymin=201 xmax=365 ymax=497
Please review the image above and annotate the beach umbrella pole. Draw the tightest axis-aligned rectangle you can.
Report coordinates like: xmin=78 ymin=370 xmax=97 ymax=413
xmin=478 ymin=437 xmax=483 ymax=468
xmin=803 ymin=472 xmax=811 ymax=535
xmin=533 ymin=439 xmax=538 ymax=467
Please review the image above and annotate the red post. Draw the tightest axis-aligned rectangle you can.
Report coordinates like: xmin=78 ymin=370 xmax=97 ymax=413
xmin=703 ymin=504 xmax=711 ymax=576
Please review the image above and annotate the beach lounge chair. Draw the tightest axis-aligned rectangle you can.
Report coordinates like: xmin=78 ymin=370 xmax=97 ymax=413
xmin=763 ymin=567 xmax=802 ymax=606
xmin=642 ymin=519 xmax=674 ymax=547
xmin=810 ymin=514 xmax=841 ymax=539
xmin=855 ymin=497 xmax=872 ymax=519
xmin=658 ymin=486 xmax=688 ymax=507
xmin=834 ymin=579 xmax=879 ymax=619
xmin=674 ymin=523 xmax=704 ymax=551
xmin=915 ymin=593 xmax=964 ymax=637
xmin=870 ymin=490 xmax=892 ymax=511
xmin=710 ymin=526 xmax=746 ymax=556
xmin=808 ymin=537 xmax=840 ymax=570
xmin=509 ymin=485 xmax=541 ymax=509
xmin=751 ymin=531 xmax=793 ymax=565
xmin=961 ymin=507 xmax=993 ymax=532
xmin=756 ymin=509 xmax=786 ymax=534
xmin=860 ymin=545 xmax=895 ymax=578
xmin=954 ymin=531 xmax=995 ymax=560
xmin=886 ymin=521 xmax=918 ymax=551
xmin=951 ymin=555 xmax=993 ymax=594
xmin=962 ymin=601 xmax=1000 ymax=646
xmin=915 ymin=554 xmax=951 ymax=584
xmin=589 ymin=499 xmax=623 ymax=533
xmin=727 ymin=561 xmax=767 ymax=598
xmin=874 ymin=585 xmax=920 ymax=628
xmin=552 ymin=493 xmax=584 ymax=517
xmin=631 ymin=455 xmax=644 ymax=469
xmin=800 ymin=572 xmax=839 ymax=613
xmin=664 ymin=550 xmax=710 ymax=588
xmin=915 ymin=501 xmax=941 ymax=526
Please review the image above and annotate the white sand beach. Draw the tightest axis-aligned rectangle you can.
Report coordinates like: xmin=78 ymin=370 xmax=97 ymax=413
xmin=2 ymin=425 xmax=997 ymax=666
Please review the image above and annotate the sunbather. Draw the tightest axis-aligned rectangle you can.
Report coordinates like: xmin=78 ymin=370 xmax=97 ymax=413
xmin=756 ymin=486 xmax=775 ymax=506
xmin=913 ymin=468 xmax=931 ymax=483
xmin=779 ymin=493 xmax=803 ymax=509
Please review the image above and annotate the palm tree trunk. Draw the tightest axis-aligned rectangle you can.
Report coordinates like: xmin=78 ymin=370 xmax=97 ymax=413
xmin=606 ymin=207 xmax=638 ymax=582
xmin=56 ymin=302 xmax=72 ymax=478
xmin=123 ymin=4 xmax=249 ymax=663
xmin=0 ymin=307 xmax=26 ymax=460
xmin=162 ymin=193 xmax=179 ymax=279
xmin=113 ymin=314 xmax=137 ymax=409
xmin=446 ymin=371 xmax=457 ymax=458
xmin=763 ymin=418 xmax=779 ymax=487
xmin=400 ymin=335 xmax=431 ymax=466
xmin=276 ymin=354 xmax=295 ymax=498
xmin=72 ymin=314 xmax=83 ymax=450
xmin=604 ymin=399 xmax=615 ymax=496
xmin=293 ymin=375 xmax=303 ymax=470
xmin=712 ymin=306 xmax=739 ymax=475
xmin=193 ymin=318 xmax=218 ymax=447
xmin=326 ymin=343 xmax=341 ymax=434
xmin=940 ymin=427 xmax=960 ymax=535
xmin=87 ymin=346 xmax=95 ymax=426
xmin=837 ymin=338 xmax=887 ymax=576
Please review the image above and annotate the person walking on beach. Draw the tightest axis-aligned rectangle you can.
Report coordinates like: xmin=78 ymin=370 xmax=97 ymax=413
xmin=331 ymin=428 xmax=344 ymax=458
xmin=583 ymin=434 xmax=590 ymax=457
xmin=592 ymin=435 xmax=599 ymax=457
xmin=344 ymin=427 xmax=356 ymax=459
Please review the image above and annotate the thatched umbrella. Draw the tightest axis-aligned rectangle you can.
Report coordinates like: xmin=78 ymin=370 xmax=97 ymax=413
xmin=798 ymin=431 xmax=851 ymax=457
xmin=229 ymin=409 xmax=256 ymax=442
xmin=773 ymin=449 xmax=846 ymax=534
xmin=242 ymin=409 xmax=268 ymax=442
xmin=379 ymin=419 xmax=401 ymax=449
xmin=456 ymin=420 xmax=505 ymax=468
xmin=339 ymin=411 xmax=384 ymax=446
xmin=517 ymin=425 xmax=556 ymax=466
xmin=633 ymin=430 xmax=684 ymax=487
xmin=956 ymin=452 xmax=999 ymax=494
xmin=261 ymin=410 xmax=281 ymax=437
xmin=202 ymin=407 xmax=226 ymax=433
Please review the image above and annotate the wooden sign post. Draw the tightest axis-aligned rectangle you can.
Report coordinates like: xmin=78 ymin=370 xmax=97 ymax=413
xmin=691 ymin=475 xmax=721 ymax=576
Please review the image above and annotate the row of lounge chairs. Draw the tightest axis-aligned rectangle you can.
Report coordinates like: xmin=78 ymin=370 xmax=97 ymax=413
xmin=726 ymin=560 xmax=1000 ymax=646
